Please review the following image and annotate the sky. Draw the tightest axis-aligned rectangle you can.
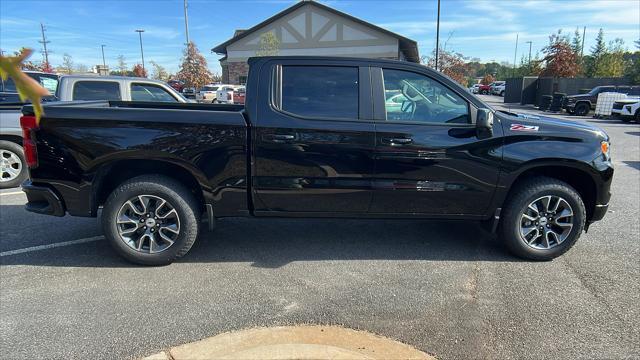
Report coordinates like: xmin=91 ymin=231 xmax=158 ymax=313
xmin=1 ymin=0 xmax=638 ymax=75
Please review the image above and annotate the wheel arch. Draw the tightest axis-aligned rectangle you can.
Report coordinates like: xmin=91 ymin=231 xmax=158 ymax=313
xmin=94 ymin=159 xmax=207 ymax=215
xmin=502 ymin=164 xmax=597 ymax=222
xmin=0 ymin=135 xmax=23 ymax=146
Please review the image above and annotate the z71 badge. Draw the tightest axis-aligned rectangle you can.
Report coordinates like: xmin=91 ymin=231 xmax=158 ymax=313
xmin=510 ymin=124 xmax=539 ymax=132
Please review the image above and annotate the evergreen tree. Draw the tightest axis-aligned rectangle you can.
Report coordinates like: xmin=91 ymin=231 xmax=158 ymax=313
xmin=587 ymin=29 xmax=607 ymax=77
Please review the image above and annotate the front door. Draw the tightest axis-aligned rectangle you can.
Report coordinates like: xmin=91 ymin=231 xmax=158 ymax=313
xmin=371 ymin=67 xmax=502 ymax=216
xmin=252 ymin=61 xmax=375 ymax=214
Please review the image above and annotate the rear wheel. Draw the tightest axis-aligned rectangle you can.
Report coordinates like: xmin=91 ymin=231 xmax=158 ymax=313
xmin=574 ymin=102 xmax=590 ymax=116
xmin=500 ymin=91 xmax=505 ymax=97
xmin=500 ymin=177 xmax=585 ymax=260
xmin=102 ymin=175 xmax=201 ymax=265
xmin=0 ymin=140 xmax=28 ymax=189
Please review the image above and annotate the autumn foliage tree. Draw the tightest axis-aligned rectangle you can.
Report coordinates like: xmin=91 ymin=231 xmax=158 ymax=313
xmin=132 ymin=64 xmax=147 ymax=78
xmin=540 ymin=30 xmax=581 ymax=77
xmin=176 ymin=42 xmax=211 ymax=89
xmin=423 ymin=48 xmax=470 ymax=85
xmin=480 ymin=74 xmax=495 ymax=85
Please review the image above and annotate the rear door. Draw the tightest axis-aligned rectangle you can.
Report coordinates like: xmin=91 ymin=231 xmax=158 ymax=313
xmin=370 ymin=66 xmax=502 ymax=216
xmin=252 ymin=59 xmax=375 ymax=214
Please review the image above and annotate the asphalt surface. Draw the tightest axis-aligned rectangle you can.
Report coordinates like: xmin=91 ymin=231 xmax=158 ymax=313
xmin=1 ymin=95 xmax=639 ymax=359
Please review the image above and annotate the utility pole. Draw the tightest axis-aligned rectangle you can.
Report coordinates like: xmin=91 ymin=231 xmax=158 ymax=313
xmin=184 ymin=0 xmax=190 ymax=45
xmin=135 ymin=29 xmax=145 ymax=71
xmin=434 ymin=0 xmax=441 ymax=71
xmin=39 ymin=22 xmax=50 ymax=66
xmin=525 ymin=41 xmax=532 ymax=73
xmin=101 ymin=45 xmax=106 ymax=68
xmin=513 ymin=33 xmax=519 ymax=77
xmin=580 ymin=26 xmax=586 ymax=57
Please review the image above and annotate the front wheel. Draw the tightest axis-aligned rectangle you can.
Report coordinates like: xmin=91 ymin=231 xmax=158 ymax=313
xmin=102 ymin=175 xmax=201 ymax=265
xmin=500 ymin=177 xmax=586 ymax=260
xmin=0 ymin=140 xmax=28 ymax=189
xmin=574 ymin=102 xmax=590 ymax=116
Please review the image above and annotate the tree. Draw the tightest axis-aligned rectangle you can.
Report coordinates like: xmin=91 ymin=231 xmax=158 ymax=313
xmin=480 ymin=74 xmax=495 ymax=85
xmin=117 ymin=55 xmax=127 ymax=76
xmin=423 ymin=48 xmax=470 ymax=85
xmin=540 ymin=30 xmax=581 ymax=77
xmin=571 ymin=27 xmax=583 ymax=55
xmin=255 ymin=32 xmax=280 ymax=56
xmin=75 ymin=64 xmax=88 ymax=73
xmin=61 ymin=53 xmax=74 ymax=74
xmin=132 ymin=64 xmax=147 ymax=78
xmin=593 ymin=39 xmax=626 ymax=77
xmin=176 ymin=42 xmax=212 ymax=89
xmin=149 ymin=61 xmax=169 ymax=81
xmin=587 ymin=28 xmax=607 ymax=77
xmin=40 ymin=61 xmax=53 ymax=73
xmin=13 ymin=48 xmax=40 ymax=71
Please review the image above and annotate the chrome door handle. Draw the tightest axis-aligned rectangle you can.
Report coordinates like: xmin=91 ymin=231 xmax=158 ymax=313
xmin=383 ymin=137 xmax=413 ymax=146
xmin=263 ymin=134 xmax=295 ymax=143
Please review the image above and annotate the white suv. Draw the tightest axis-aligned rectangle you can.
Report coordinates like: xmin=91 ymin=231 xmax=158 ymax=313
xmin=491 ymin=81 xmax=506 ymax=96
xmin=611 ymin=97 xmax=639 ymax=123
xmin=215 ymin=85 xmax=241 ymax=104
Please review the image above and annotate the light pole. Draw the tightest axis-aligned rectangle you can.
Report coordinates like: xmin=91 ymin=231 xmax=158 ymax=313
xmin=434 ymin=0 xmax=441 ymax=71
xmin=525 ymin=41 xmax=532 ymax=74
xmin=135 ymin=29 xmax=145 ymax=71
xmin=101 ymin=44 xmax=106 ymax=68
xmin=184 ymin=0 xmax=190 ymax=45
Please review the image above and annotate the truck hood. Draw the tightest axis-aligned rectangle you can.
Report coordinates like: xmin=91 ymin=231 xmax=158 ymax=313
xmin=565 ymin=93 xmax=591 ymax=99
xmin=497 ymin=111 xmax=608 ymax=141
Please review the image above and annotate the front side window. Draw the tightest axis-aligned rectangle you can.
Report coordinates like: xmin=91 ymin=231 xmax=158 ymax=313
xmin=131 ymin=83 xmax=177 ymax=102
xmin=382 ymin=69 xmax=469 ymax=124
xmin=278 ymin=65 xmax=358 ymax=119
xmin=73 ymin=81 xmax=121 ymax=101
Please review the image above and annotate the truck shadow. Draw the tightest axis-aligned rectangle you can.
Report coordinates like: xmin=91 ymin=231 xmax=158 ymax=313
xmin=1 ymin=213 xmax=517 ymax=268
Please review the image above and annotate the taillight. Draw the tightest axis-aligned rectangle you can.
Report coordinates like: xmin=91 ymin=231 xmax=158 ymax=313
xmin=19 ymin=115 xmax=39 ymax=168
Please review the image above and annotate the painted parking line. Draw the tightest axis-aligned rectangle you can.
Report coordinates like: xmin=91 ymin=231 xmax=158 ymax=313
xmin=0 ymin=235 xmax=104 ymax=257
xmin=0 ymin=191 xmax=24 ymax=196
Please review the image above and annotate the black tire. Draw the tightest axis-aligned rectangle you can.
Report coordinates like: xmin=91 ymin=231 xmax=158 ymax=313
xmin=102 ymin=175 xmax=201 ymax=265
xmin=635 ymin=109 xmax=640 ymax=123
xmin=621 ymin=117 xmax=631 ymax=123
xmin=0 ymin=140 xmax=28 ymax=189
xmin=574 ymin=102 xmax=590 ymax=116
xmin=500 ymin=91 xmax=505 ymax=97
xmin=500 ymin=176 xmax=586 ymax=261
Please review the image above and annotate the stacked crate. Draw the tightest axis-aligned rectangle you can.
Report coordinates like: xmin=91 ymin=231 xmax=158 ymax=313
xmin=595 ymin=92 xmax=627 ymax=117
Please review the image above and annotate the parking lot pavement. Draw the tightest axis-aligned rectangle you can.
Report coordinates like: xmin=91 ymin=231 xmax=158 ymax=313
xmin=1 ymin=107 xmax=639 ymax=360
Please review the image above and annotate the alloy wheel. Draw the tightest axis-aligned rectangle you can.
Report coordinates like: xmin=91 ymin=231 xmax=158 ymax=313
xmin=116 ymin=195 xmax=181 ymax=253
xmin=0 ymin=149 xmax=23 ymax=183
xmin=519 ymin=195 xmax=574 ymax=250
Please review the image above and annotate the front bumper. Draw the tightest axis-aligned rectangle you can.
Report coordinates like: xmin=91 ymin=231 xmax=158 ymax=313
xmin=591 ymin=203 xmax=609 ymax=222
xmin=22 ymin=180 xmax=65 ymax=216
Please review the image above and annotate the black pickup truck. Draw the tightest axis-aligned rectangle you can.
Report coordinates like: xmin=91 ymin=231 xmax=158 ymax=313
xmin=20 ymin=56 xmax=613 ymax=265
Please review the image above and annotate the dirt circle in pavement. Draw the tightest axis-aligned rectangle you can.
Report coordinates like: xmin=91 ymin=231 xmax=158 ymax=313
xmin=144 ymin=325 xmax=435 ymax=360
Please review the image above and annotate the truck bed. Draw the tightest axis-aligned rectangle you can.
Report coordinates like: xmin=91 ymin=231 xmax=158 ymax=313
xmin=22 ymin=101 xmax=250 ymax=218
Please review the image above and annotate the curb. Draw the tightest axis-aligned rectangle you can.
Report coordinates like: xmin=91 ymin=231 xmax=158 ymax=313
xmin=143 ymin=325 xmax=435 ymax=360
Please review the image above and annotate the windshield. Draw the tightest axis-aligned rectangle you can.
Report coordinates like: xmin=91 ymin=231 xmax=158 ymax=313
xmin=202 ymin=86 xmax=219 ymax=91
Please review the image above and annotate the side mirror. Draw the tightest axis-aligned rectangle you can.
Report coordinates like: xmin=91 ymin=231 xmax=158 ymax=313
xmin=476 ymin=108 xmax=493 ymax=137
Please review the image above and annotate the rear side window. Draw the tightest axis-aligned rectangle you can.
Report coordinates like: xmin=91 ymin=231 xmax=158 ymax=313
xmin=629 ymin=87 xmax=640 ymax=96
xmin=278 ymin=65 xmax=358 ymax=119
xmin=3 ymin=78 xmax=16 ymax=92
xmin=131 ymin=83 xmax=177 ymax=102
xmin=73 ymin=81 xmax=121 ymax=101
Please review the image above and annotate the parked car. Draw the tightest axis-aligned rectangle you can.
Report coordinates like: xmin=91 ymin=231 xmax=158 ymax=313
xmin=611 ymin=98 xmax=639 ymax=122
xmin=0 ymin=75 xmax=187 ymax=189
xmin=215 ymin=85 xmax=241 ymax=104
xmin=20 ymin=56 xmax=613 ymax=265
xmin=196 ymin=84 xmax=221 ymax=103
xmin=492 ymin=82 xmax=506 ymax=96
xmin=564 ymin=85 xmax=640 ymax=116
xmin=182 ymin=87 xmax=196 ymax=99
xmin=232 ymin=86 xmax=246 ymax=105
xmin=490 ymin=81 xmax=506 ymax=96
xmin=477 ymin=84 xmax=491 ymax=95
xmin=469 ymin=84 xmax=481 ymax=94
xmin=167 ymin=80 xmax=184 ymax=93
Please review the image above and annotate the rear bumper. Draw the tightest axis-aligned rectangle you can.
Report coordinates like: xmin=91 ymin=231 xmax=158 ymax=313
xmin=22 ymin=180 xmax=65 ymax=217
